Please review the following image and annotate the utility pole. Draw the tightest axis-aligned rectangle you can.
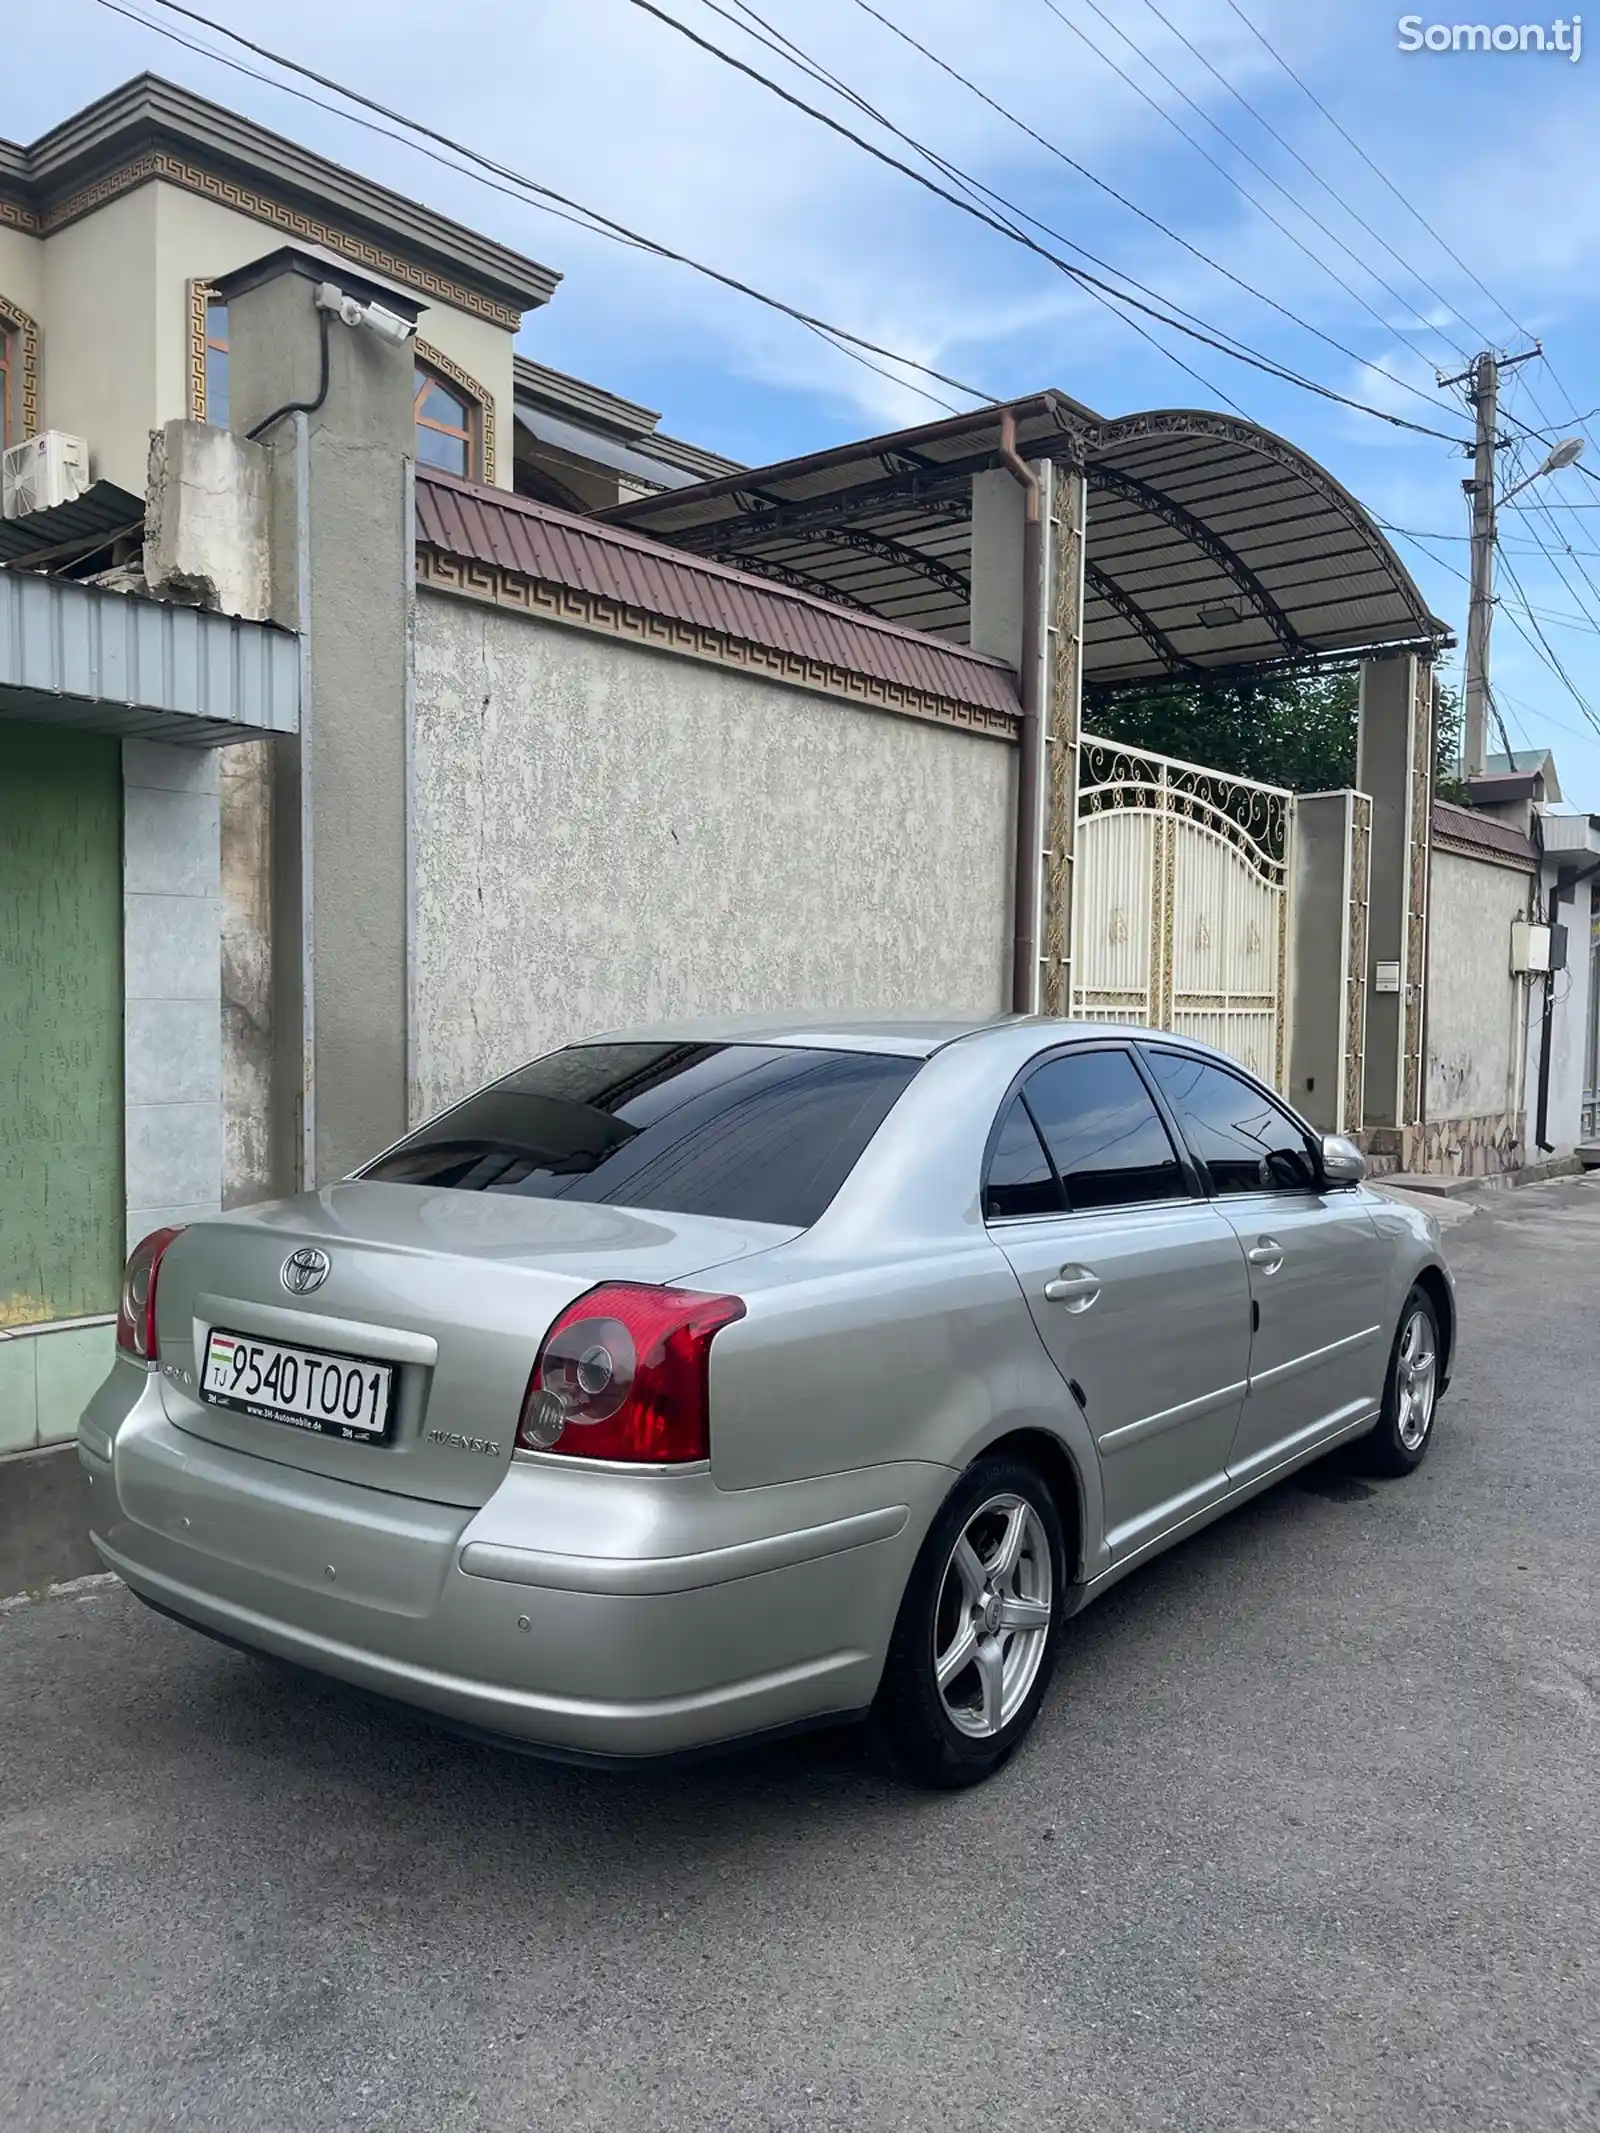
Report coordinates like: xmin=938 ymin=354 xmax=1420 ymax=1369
xmin=1439 ymin=344 xmax=1554 ymax=780
xmin=1462 ymin=351 xmax=1498 ymax=781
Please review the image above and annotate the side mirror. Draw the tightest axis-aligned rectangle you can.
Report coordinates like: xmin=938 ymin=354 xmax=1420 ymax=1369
xmin=1319 ymin=1133 xmax=1365 ymax=1188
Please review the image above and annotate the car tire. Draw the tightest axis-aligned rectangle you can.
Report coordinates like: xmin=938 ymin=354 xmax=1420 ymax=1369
xmin=1358 ymin=1285 xmax=1443 ymax=1478
xmin=869 ymin=1453 xmax=1067 ymax=1789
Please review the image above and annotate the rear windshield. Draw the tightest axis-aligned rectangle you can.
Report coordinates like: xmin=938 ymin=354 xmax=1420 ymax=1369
xmin=358 ymin=1042 xmax=921 ymax=1229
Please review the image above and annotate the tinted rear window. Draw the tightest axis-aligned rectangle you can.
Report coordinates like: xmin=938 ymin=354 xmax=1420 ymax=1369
xmin=359 ymin=1042 xmax=921 ymax=1228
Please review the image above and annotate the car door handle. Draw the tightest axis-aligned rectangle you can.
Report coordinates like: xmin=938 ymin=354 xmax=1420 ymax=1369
xmin=1043 ymin=1266 xmax=1101 ymax=1310
xmin=1246 ymin=1237 xmax=1284 ymax=1273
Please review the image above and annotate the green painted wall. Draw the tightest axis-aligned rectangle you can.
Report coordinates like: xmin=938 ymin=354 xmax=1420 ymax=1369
xmin=0 ymin=721 xmax=123 ymax=1328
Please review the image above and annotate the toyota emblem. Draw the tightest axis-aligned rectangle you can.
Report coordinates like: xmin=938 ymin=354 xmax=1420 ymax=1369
xmin=281 ymin=1246 xmax=331 ymax=1295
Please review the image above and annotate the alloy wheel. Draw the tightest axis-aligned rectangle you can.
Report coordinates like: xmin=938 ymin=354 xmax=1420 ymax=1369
xmin=1395 ymin=1306 xmax=1438 ymax=1451
xmin=932 ymin=1492 xmax=1053 ymax=1739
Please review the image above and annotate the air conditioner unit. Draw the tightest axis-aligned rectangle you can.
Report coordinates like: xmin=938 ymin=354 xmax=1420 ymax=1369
xmin=1 ymin=431 xmax=91 ymax=520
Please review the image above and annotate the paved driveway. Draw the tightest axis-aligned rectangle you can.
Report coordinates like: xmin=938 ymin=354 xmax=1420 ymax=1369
xmin=4 ymin=1177 xmax=1597 ymax=2133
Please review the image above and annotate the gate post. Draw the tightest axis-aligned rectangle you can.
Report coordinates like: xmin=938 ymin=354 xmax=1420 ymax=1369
xmin=1042 ymin=456 xmax=1087 ymax=1016
xmin=1288 ymin=789 xmax=1371 ymax=1133
xmin=1356 ymin=653 xmax=1433 ymax=1139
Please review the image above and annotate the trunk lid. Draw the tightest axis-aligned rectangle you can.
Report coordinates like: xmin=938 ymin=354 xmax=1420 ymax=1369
xmin=150 ymin=1182 xmax=794 ymax=1507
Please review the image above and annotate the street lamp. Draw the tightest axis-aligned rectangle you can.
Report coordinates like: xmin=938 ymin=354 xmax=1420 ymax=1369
xmin=1499 ymin=434 xmax=1586 ymax=507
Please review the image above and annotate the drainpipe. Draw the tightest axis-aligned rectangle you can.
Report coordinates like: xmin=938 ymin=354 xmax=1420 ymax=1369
xmin=1534 ymin=868 xmax=1560 ymax=1154
xmin=1535 ymin=850 xmax=1600 ymax=1153
xmin=998 ymin=407 xmax=1043 ymax=1015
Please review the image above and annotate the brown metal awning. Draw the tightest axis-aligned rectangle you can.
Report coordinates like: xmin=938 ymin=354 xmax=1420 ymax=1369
xmin=603 ymin=394 xmax=1451 ymax=691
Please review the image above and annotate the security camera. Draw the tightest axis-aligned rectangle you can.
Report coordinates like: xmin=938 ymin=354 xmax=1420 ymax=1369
xmin=359 ymin=302 xmax=417 ymax=348
xmin=314 ymin=282 xmax=417 ymax=345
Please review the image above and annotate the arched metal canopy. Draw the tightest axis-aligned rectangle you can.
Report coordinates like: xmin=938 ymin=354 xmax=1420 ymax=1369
xmin=602 ymin=392 xmax=1450 ymax=690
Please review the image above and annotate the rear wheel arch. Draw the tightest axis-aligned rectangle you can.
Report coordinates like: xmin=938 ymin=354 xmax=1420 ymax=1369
xmin=1412 ymin=1262 xmax=1455 ymax=1385
xmin=971 ymin=1427 xmax=1086 ymax=1585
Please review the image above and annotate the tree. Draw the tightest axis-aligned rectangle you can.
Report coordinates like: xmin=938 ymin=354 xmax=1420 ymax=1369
xmin=1088 ymin=668 xmax=1465 ymax=798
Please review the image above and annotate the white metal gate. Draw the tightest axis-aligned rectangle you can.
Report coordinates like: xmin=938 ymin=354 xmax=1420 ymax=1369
xmin=1071 ymin=736 xmax=1295 ymax=1088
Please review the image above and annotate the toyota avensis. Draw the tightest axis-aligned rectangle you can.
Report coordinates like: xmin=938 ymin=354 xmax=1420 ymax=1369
xmin=80 ymin=1016 xmax=1454 ymax=1788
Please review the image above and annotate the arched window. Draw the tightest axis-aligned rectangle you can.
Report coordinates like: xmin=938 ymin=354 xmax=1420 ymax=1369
xmin=413 ymin=361 xmax=479 ymax=478
xmin=205 ymin=301 xmax=230 ymax=428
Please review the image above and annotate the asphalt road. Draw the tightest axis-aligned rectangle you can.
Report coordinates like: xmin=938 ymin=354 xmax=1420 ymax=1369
xmin=4 ymin=1177 xmax=1598 ymax=2133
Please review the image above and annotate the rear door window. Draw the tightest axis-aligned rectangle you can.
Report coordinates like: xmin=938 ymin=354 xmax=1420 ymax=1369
xmin=983 ymin=1095 xmax=1064 ymax=1220
xmin=358 ymin=1042 xmax=920 ymax=1228
xmin=1000 ymin=1048 xmax=1188 ymax=1214
xmin=1143 ymin=1050 xmax=1318 ymax=1194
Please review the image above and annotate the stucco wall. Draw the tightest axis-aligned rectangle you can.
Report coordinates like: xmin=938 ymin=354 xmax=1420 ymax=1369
xmin=0 ymin=225 xmax=44 ymax=334
xmin=20 ymin=180 xmax=516 ymax=495
xmin=40 ymin=186 xmax=160 ymax=488
xmin=412 ymin=595 xmax=1016 ymax=1116
xmin=1426 ymin=846 xmax=1531 ymax=1123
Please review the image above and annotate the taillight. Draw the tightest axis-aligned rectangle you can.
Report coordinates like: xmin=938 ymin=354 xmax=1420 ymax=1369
xmin=517 ymin=1283 xmax=746 ymax=1464
xmin=115 ymin=1226 xmax=186 ymax=1364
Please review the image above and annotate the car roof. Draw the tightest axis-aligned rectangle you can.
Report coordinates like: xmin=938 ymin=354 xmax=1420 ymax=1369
xmin=578 ymin=1011 xmax=1205 ymax=1061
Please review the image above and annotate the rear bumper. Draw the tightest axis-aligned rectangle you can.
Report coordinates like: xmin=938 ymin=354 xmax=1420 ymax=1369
xmin=81 ymin=1373 xmax=947 ymax=1760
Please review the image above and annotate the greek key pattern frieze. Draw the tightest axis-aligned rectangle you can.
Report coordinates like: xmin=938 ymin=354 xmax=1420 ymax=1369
xmin=187 ymin=278 xmax=210 ymax=424
xmin=44 ymin=153 xmax=523 ymax=328
xmin=1 ymin=292 xmax=41 ymax=440
xmin=415 ymin=549 xmax=1022 ymax=739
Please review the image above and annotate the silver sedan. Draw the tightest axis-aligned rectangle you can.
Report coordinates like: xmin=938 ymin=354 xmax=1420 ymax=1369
xmin=81 ymin=1015 xmax=1454 ymax=1787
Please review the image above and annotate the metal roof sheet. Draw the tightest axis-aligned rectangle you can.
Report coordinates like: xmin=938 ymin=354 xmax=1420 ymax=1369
xmin=414 ymin=472 xmax=1021 ymax=720
xmin=0 ymin=567 xmax=299 ymax=744
xmin=0 ymin=480 xmax=144 ymax=566
xmin=604 ymin=399 xmax=1451 ymax=688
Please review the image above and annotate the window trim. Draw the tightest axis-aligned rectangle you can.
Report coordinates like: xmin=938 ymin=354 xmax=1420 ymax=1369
xmin=188 ymin=279 xmax=212 ymax=423
xmin=412 ymin=341 xmax=495 ymax=482
xmin=1136 ymin=1043 xmax=1323 ymax=1200
xmin=980 ymin=1039 xmax=1204 ymax=1226
xmin=0 ymin=294 xmax=40 ymax=450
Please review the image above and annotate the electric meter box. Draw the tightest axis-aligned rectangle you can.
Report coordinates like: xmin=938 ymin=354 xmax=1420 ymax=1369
xmin=1510 ymin=920 xmax=1555 ymax=974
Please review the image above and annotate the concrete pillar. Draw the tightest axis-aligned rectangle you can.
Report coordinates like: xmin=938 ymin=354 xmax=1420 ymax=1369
xmin=969 ymin=468 xmax=1027 ymax=670
xmin=1356 ymin=654 xmax=1432 ymax=1134
xmin=216 ymin=247 xmax=420 ymax=1189
xmin=1288 ymin=789 xmax=1370 ymax=1134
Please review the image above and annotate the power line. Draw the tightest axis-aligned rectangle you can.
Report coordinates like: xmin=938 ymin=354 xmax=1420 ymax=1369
xmin=95 ymin=0 xmax=993 ymax=415
xmin=1035 ymin=0 xmax=1464 ymax=377
xmin=1379 ymin=518 xmax=1600 ymax=640
xmin=1493 ymin=543 xmax=1600 ymax=732
xmin=710 ymin=0 xmax=1248 ymax=411
xmin=626 ymin=0 xmax=1472 ymax=442
xmin=1214 ymin=0 xmax=1523 ymax=348
xmin=1128 ymin=0 xmax=1600 ymax=494
xmin=1130 ymin=0 xmax=1479 ymax=359
xmin=836 ymin=0 xmax=1471 ymax=427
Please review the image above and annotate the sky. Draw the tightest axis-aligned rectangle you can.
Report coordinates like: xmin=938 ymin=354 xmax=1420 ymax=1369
xmin=12 ymin=0 xmax=1600 ymax=806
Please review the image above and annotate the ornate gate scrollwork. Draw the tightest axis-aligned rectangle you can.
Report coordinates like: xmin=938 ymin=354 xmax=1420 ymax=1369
xmin=1072 ymin=736 xmax=1295 ymax=1089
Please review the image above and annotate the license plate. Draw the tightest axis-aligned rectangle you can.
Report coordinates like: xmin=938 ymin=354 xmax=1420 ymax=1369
xmin=202 ymin=1329 xmax=395 ymax=1442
